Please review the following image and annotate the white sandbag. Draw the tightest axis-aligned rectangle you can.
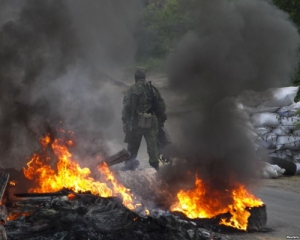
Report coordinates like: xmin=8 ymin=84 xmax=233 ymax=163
xmin=251 ymin=113 xmax=280 ymax=127
xmin=262 ymin=163 xmax=285 ymax=178
xmin=271 ymin=125 xmax=291 ymax=135
xmin=243 ymin=105 xmax=279 ymax=114
xmin=269 ymin=151 xmax=292 ymax=161
xmin=285 ymin=149 xmax=293 ymax=157
xmin=262 ymin=87 xmax=299 ymax=107
xmin=296 ymin=163 xmax=300 ymax=175
xmin=293 ymin=153 xmax=300 ymax=162
xmin=293 ymin=130 xmax=300 ymax=136
xmin=280 ymin=116 xmax=300 ymax=130
xmin=277 ymin=102 xmax=300 ymax=117
xmin=258 ymin=133 xmax=277 ymax=149
xmin=239 ymin=87 xmax=298 ymax=108
xmin=276 ymin=136 xmax=300 ymax=150
xmin=255 ymin=127 xmax=272 ymax=136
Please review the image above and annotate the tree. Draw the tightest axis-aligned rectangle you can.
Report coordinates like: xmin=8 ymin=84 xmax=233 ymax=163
xmin=135 ymin=0 xmax=189 ymax=67
xmin=273 ymin=0 xmax=300 ymax=96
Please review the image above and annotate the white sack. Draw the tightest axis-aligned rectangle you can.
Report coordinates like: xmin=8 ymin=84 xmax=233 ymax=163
xmin=258 ymin=133 xmax=277 ymax=149
xmin=276 ymin=136 xmax=300 ymax=150
xmin=251 ymin=113 xmax=280 ymax=127
xmin=280 ymin=116 xmax=300 ymax=130
xmin=269 ymin=151 xmax=293 ymax=161
xmin=263 ymin=87 xmax=299 ymax=107
xmin=293 ymin=153 xmax=300 ymax=162
xmin=262 ymin=163 xmax=285 ymax=178
xmin=255 ymin=127 xmax=272 ymax=136
xmin=293 ymin=130 xmax=300 ymax=136
xmin=277 ymin=102 xmax=300 ymax=117
xmin=272 ymin=125 xmax=291 ymax=135
xmin=243 ymin=105 xmax=279 ymax=114
xmin=238 ymin=87 xmax=298 ymax=108
xmin=262 ymin=87 xmax=299 ymax=107
xmin=296 ymin=163 xmax=300 ymax=175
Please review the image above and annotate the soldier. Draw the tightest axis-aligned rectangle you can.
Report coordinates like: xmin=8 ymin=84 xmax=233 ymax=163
xmin=122 ymin=67 xmax=167 ymax=171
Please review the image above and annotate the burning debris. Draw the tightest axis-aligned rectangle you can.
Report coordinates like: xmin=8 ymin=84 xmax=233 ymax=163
xmin=22 ymin=132 xmax=140 ymax=211
xmin=0 ymin=130 xmax=268 ymax=239
xmin=170 ymin=176 xmax=264 ymax=231
xmin=4 ymin=190 xmax=230 ymax=240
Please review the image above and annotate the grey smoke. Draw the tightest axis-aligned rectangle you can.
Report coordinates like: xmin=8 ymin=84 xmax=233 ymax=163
xmin=163 ymin=0 xmax=300 ymax=195
xmin=0 ymin=0 xmax=142 ymax=169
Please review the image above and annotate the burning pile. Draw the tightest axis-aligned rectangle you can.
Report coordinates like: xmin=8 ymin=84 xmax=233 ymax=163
xmin=0 ymin=130 xmax=267 ymax=239
xmin=170 ymin=176 xmax=264 ymax=230
xmin=23 ymin=132 xmax=138 ymax=210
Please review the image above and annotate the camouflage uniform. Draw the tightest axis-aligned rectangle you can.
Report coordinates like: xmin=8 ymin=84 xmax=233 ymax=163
xmin=122 ymin=67 xmax=167 ymax=170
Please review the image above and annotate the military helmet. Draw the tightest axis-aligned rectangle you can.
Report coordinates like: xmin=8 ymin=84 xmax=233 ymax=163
xmin=135 ymin=67 xmax=147 ymax=79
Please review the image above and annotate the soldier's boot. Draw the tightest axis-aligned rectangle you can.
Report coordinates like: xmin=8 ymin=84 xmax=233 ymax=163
xmin=121 ymin=159 xmax=139 ymax=171
xmin=150 ymin=162 xmax=159 ymax=171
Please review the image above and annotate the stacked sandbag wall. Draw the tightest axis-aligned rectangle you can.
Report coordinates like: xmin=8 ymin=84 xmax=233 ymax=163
xmin=237 ymin=87 xmax=300 ymax=174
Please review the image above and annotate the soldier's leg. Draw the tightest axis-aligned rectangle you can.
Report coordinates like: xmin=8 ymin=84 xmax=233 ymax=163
xmin=127 ymin=130 xmax=143 ymax=161
xmin=144 ymin=118 xmax=159 ymax=170
xmin=122 ymin=130 xmax=143 ymax=170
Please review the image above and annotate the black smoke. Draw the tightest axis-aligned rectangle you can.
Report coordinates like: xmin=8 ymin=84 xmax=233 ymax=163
xmin=0 ymin=0 xmax=142 ymax=169
xmin=162 ymin=0 xmax=300 ymax=194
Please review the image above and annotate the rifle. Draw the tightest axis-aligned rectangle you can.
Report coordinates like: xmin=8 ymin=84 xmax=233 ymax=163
xmin=147 ymin=82 xmax=172 ymax=165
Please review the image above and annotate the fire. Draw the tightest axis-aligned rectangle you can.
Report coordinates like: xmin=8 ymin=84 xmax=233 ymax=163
xmin=170 ymin=175 xmax=263 ymax=230
xmin=7 ymin=212 xmax=32 ymax=221
xmin=23 ymin=133 xmax=137 ymax=210
xmin=9 ymin=181 xmax=16 ymax=186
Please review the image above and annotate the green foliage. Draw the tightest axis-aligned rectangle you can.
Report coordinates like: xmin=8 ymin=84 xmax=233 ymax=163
xmin=135 ymin=0 xmax=190 ymax=68
xmin=273 ymin=0 xmax=300 ymax=32
xmin=272 ymin=0 xmax=300 ymax=100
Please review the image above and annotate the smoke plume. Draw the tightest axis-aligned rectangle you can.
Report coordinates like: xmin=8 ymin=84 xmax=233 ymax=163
xmin=163 ymin=0 xmax=300 ymax=193
xmin=0 ymin=0 xmax=142 ymax=169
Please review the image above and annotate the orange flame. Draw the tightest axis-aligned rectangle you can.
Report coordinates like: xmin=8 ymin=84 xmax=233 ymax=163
xmin=7 ymin=212 xmax=32 ymax=221
xmin=9 ymin=181 xmax=16 ymax=186
xmin=23 ymin=133 xmax=138 ymax=210
xmin=170 ymin=175 xmax=263 ymax=230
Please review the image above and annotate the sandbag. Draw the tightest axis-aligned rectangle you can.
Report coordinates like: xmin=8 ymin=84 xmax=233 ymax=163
xmin=277 ymin=102 xmax=300 ymax=117
xmin=262 ymin=87 xmax=299 ymax=107
xmin=296 ymin=163 xmax=300 ymax=175
xmin=269 ymin=151 xmax=292 ymax=161
xmin=271 ymin=125 xmax=291 ymax=135
xmin=280 ymin=116 xmax=300 ymax=130
xmin=258 ymin=133 xmax=277 ymax=149
xmin=276 ymin=136 xmax=300 ymax=150
xmin=243 ymin=105 xmax=279 ymax=114
xmin=293 ymin=153 xmax=300 ymax=162
xmin=293 ymin=130 xmax=300 ymax=136
xmin=251 ymin=113 xmax=280 ymax=127
xmin=262 ymin=163 xmax=285 ymax=178
xmin=238 ymin=87 xmax=298 ymax=108
xmin=255 ymin=127 xmax=272 ymax=136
